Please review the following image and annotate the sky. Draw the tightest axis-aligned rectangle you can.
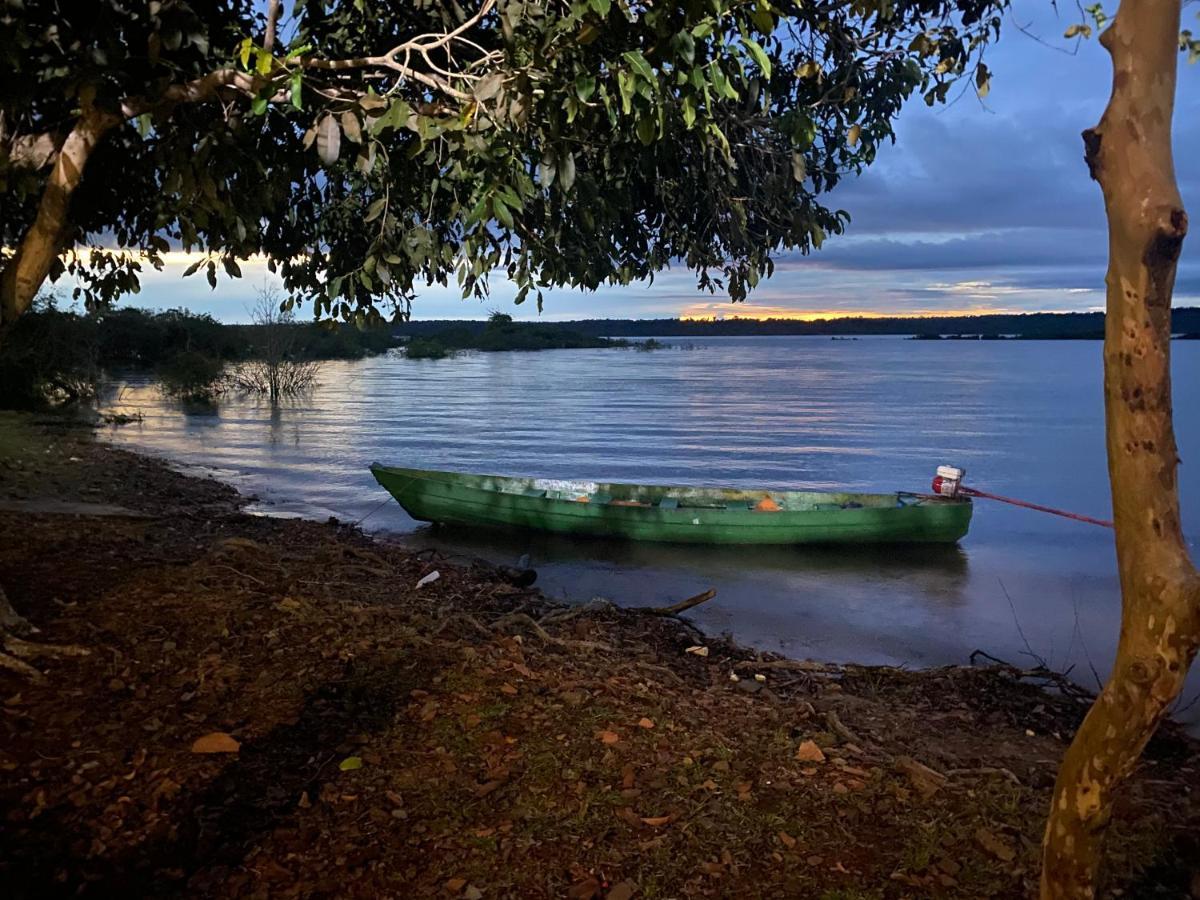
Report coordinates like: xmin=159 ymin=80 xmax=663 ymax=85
xmin=115 ymin=1 xmax=1199 ymax=323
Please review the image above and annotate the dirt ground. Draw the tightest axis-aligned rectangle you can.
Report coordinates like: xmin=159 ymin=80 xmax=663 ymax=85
xmin=1 ymin=412 xmax=1198 ymax=899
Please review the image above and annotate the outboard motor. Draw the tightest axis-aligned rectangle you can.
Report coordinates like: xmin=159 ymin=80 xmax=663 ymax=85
xmin=931 ymin=465 xmax=965 ymax=498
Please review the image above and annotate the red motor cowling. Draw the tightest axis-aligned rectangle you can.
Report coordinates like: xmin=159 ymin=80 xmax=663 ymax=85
xmin=932 ymin=465 xmax=965 ymax=497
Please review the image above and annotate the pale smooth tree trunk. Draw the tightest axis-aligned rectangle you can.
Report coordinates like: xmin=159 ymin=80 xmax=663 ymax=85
xmin=0 ymin=111 xmax=117 ymax=343
xmin=1040 ymin=0 xmax=1199 ymax=896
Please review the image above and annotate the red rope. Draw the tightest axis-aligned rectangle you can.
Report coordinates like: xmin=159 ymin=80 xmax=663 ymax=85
xmin=960 ymin=486 xmax=1114 ymax=529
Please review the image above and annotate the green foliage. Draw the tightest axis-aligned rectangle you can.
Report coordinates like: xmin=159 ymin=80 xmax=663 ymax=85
xmin=2 ymin=0 xmax=1008 ymax=322
xmin=403 ymin=317 xmax=627 ymax=356
xmin=99 ymin=308 xmax=242 ymax=366
xmin=0 ymin=296 xmax=101 ymax=408
xmin=404 ymin=337 xmax=452 ymax=360
xmin=156 ymin=350 xmax=227 ymax=402
xmin=0 ymin=303 xmax=397 ymax=409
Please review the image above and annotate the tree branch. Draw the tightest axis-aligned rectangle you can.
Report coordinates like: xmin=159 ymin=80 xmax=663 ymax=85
xmin=264 ymin=0 xmax=282 ymax=55
xmin=0 ymin=111 xmax=119 ymax=337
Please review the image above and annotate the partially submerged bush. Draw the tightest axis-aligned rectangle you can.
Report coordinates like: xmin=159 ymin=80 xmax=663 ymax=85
xmin=229 ymin=357 xmax=320 ymax=397
xmin=404 ymin=337 xmax=450 ymax=360
xmin=228 ymin=286 xmax=321 ymax=400
xmin=156 ymin=351 xmax=227 ymax=402
xmin=0 ymin=294 xmax=101 ymax=409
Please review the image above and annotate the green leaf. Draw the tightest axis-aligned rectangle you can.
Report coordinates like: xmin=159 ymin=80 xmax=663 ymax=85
xmin=575 ymin=74 xmax=596 ymax=102
xmin=673 ymin=30 xmax=696 ymax=65
xmin=790 ymin=152 xmax=806 ymax=182
xmin=238 ymin=38 xmax=253 ymax=69
xmin=709 ymin=63 xmax=739 ymax=100
xmin=617 ymin=70 xmax=635 ymax=114
xmin=290 ymin=71 xmax=303 ymax=109
xmin=255 ymin=48 xmax=272 ymax=76
xmin=339 ymin=756 xmax=363 ymax=772
xmin=636 ymin=114 xmax=656 ymax=145
xmin=493 ymin=197 xmax=514 ymax=228
xmin=681 ymin=94 xmax=697 ymax=129
xmin=741 ymin=36 xmax=771 ymax=79
xmin=622 ymin=50 xmax=655 ymax=82
xmin=559 ymin=153 xmax=577 ymax=190
xmin=364 ymin=197 xmax=387 ymax=223
xmin=251 ymin=96 xmax=268 ymax=116
xmin=589 ymin=0 xmax=611 ymax=15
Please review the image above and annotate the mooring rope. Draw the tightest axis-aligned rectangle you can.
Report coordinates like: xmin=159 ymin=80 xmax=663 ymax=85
xmin=957 ymin=486 xmax=1114 ymax=529
xmin=932 ymin=466 xmax=1114 ymax=529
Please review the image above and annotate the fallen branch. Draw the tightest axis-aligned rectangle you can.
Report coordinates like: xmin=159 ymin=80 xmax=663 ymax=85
xmin=643 ymin=588 xmax=716 ymax=617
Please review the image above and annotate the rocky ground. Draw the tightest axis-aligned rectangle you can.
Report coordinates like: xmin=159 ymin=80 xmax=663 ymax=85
xmin=1 ymin=412 xmax=1198 ymax=899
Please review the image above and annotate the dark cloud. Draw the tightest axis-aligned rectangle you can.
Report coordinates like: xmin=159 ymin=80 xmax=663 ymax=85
xmin=782 ymin=227 xmax=1109 ymax=272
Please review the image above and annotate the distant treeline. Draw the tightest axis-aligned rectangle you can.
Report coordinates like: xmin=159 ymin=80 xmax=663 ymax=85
xmin=0 ymin=304 xmax=397 ymax=409
xmin=403 ymin=312 xmax=625 ymax=358
xmin=392 ymin=308 xmax=1200 ymax=340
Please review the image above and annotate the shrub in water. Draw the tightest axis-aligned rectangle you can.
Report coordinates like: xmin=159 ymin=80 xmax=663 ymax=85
xmin=157 ymin=351 xmax=227 ymax=402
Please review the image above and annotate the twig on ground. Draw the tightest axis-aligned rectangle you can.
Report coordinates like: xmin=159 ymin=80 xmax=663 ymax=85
xmin=945 ymin=766 xmax=1022 ymax=786
xmin=491 ymin=611 xmax=614 ymax=652
xmin=631 ymin=660 xmax=687 ymax=686
xmin=642 ymin=588 xmax=717 ymax=617
xmin=212 ymin=564 xmax=267 ymax=586
xmin=826 ymin=709 xmax=863 ymax=746
xmin=538 ymin=599 xmax=613 ymax=626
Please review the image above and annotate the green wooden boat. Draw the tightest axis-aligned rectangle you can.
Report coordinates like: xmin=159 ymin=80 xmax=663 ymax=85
xmin=370 ymin=464 xmax=972 ymax=545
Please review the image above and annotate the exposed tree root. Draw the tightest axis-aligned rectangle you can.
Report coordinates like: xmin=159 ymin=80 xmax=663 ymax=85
xmin=0 ymin=584 xmax=36 ymax=636
xmin=0 ymin=585 xmax=89 ymax=680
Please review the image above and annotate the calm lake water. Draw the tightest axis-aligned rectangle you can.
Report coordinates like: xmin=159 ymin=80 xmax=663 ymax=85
xmin=100 ymin=336 xmax=1200 ymax=726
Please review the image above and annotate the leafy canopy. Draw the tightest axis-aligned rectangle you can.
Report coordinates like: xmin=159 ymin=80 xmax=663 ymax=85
xmin=1 ymin=0 xmax=1008 ymax=323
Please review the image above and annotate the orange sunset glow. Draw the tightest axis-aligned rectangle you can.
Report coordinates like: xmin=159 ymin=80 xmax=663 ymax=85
xmin=677 ymin=303 xmax=1032 ymax=321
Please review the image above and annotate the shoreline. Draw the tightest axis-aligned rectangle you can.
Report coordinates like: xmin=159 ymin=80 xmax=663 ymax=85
xmin=2 ymin=411 xmax=1198 ymax=897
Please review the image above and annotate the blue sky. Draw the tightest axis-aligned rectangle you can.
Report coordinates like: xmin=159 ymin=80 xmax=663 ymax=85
xmin=120 ymin=0 xmax=1199 ymax=322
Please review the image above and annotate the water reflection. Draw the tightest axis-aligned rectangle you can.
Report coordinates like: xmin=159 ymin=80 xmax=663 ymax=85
xmin=411 ymin=521 xmax=970 ymax=601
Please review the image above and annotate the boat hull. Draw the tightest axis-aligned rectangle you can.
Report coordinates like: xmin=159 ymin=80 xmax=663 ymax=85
xmin=371 ymin=465 xmax=972 ymax=545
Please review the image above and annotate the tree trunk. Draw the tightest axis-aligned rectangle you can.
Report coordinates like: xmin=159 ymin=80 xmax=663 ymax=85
xmin=1040 ymin=1 xmax=1199 ymax=896
xmin=0 ymin=111 xmax=117 ymax=343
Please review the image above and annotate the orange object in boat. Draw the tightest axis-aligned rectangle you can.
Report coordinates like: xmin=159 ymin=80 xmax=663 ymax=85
xmin=574 ymin=495 xmax=590 ymax=503
xmin=755 ymin=496 xmax=781 ymax=512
